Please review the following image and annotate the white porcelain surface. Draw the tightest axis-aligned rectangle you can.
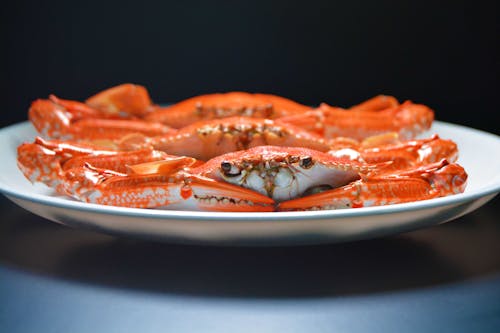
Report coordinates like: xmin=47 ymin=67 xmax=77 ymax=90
xmin=1 ymin=121 xmax=499 ymax=245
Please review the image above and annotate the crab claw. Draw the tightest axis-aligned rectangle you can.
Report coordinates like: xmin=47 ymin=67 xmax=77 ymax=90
xmin=278 ymin=177 xmax=441 ymax=211
xmin=17 ymin=141 xmax=64 ymax=190
xmin=278 ymin=160 xmax=467 ymax=211
xmin=181 ymin=174 xmax=275 ymax=212
xmin=348 ymin=95 xmax=400 ymax=112
xmin=279 ymin=100 xmax=434 ymax=141
xmin=126 ymin=156 xmax=199 ymax=175
xmin=85 ymin=83 xmax=154 ymax=117
xmin=29 ymin=94 xmax=171 ymax=141
xmin=49 ymin=95 xmax=109 ymax=119
xmin=421 ymin=161 xmax=468 ymax=195
xmin=63 ymin=166 xmax=275 ymax=212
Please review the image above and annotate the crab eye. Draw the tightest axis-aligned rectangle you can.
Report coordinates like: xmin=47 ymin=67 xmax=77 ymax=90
xmin=221 ymin=161 xmax=241 ymax=177
xmin=299 ymin=156 xmax=314 ymax=169
xmin=221 ymin=161 xmax=231 ymax=172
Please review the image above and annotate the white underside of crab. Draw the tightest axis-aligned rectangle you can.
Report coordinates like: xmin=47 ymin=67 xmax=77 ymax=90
xmin=217 ymin=163 xmax=360 ymax=202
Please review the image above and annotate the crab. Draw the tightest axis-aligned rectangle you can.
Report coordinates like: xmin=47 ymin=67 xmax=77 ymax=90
xmin=28 ymin=84 xmax=434 ymax=143
xmin=29 ymin=93 xmax=172 ymax=141
xmin=193 ymin=145 xmax=466 ymax=208
xmin=327 ymin=132 xmax=459 ymax=174
xmin=17 ymin=139 xmax=466 ymax=212
xmin=193 ymin=146 xmax=373 ymax=202
xmin=278 ymin=159 xmax=467 ymax=211
xmin=278 ymin=100 xmax=434 ymax=141
xmin=17 ymin=138 xmax=274 ymax=212
xmin=16 ymin=83 xmax=466 ymax=212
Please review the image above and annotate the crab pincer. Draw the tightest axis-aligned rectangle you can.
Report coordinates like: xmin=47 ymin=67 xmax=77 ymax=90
xmin=278 ymin=160 xmax=467 ymax=211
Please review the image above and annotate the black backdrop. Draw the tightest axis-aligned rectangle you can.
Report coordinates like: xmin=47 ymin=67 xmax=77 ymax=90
xmin=1 ymin=0 xmax=498 ymax=134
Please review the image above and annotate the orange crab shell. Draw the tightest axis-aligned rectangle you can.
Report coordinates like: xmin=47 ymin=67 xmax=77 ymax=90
xmin=148 ymin=116 xmax=331 ymax=161
xmin=85 ymin=83 xmax=154 ymax=117
xmin=145 ymin=91 xmax=312 ymax=128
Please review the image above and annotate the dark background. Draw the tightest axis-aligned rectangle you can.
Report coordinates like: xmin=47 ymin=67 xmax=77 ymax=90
xmin=0 ymin=0 xmax=498 ymax=134
xmin=1 ymin=2 xmax=500 ymax=331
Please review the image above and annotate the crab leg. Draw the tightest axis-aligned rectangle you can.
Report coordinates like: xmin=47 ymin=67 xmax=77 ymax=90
xmin=18 ymin=137 xmax=120 ymax=192
xmin=328 ymin=134 xmax=459 ymax=173
xmin=17 ymin=137 xmax=190 ymax=194
xmin=29 ymin=97 xmax=172 ymax=140
xmin=279 ymin=100 xmax=434 ymax=140
xmin=278 ymin=160 xmax=467 ymax=211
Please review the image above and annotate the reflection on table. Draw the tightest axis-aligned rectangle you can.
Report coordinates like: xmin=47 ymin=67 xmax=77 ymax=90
xmin=1 ymin=195 xmax=500 ymax=332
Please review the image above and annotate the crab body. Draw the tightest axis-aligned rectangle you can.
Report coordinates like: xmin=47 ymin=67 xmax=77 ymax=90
xmin=194 ymin=146 xmax=373 ymax=202
xmin=146 ymin=117 xmax=330 ymax=161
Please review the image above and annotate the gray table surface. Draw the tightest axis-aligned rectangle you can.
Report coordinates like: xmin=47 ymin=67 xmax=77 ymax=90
xmin=1 ymin=195 xmax=500 ymax=333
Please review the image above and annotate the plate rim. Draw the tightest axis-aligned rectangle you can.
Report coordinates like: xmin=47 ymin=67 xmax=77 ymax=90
xmin=1 ymin=120 xmax=500 ymax=223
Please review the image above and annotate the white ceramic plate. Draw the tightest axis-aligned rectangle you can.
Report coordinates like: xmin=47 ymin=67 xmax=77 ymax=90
xmin=1 ymin=121 xmax=499 ymax=245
